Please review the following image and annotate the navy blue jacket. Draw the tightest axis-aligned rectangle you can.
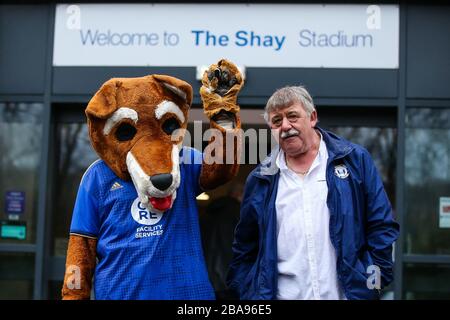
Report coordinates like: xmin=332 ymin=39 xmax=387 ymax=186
xmin=227 ymin=127 xmax=400 ymax=300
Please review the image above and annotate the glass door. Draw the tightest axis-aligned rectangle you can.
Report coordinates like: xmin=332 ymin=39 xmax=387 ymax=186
xmin=47 ymin=104 xmax=97 ymax=299
xmin=0 ymin=102 xmax=44 ymax=299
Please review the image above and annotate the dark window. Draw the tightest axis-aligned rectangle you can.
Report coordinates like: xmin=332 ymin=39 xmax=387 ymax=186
xmin=0 ymin=252 xmax=35 ymax=299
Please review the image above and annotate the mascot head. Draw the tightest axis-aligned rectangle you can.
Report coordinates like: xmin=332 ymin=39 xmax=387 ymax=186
xmin=86 ymin=75 xmax=193 ymax=213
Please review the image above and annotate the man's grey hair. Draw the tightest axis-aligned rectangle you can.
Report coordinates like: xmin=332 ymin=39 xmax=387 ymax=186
xmin=263 ymin=86 xmax=316 ymax=123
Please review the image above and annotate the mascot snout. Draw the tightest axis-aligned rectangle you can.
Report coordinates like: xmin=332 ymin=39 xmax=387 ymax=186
xmin=126 ymin=142 xmax=181 ymax=213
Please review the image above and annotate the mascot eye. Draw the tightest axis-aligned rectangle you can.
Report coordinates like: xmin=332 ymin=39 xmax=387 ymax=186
xmin=115 ymin=123 xmax=137 ymax=141
xmin=162 ymin=118 xmax=181 ymax=135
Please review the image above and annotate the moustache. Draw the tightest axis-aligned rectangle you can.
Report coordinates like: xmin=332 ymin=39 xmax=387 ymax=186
xmin=281 ymin=129 xmax=300 ymax=139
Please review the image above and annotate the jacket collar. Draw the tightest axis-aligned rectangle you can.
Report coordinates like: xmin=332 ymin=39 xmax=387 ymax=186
xmin=316 ymin=127 xmax=354 ymax=161
xmin=254 ymin=126 xmax=354 ymax=180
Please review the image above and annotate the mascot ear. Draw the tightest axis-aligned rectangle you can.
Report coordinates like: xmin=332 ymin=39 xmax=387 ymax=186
xmin=85 ymin=79 xmax=121 ymax=120
xmin=153 ymin=74 xmax=193 ymax=107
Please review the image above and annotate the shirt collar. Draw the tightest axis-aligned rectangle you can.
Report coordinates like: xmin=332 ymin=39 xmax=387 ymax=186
xmin=276 ymin=146 xmax=288 ymax=171
xmin=310 ymin=131 xmax=326 ymax=173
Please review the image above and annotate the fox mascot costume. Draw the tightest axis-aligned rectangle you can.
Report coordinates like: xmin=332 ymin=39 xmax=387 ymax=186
xmin=61 ymin=59 xmax=243 ymax=300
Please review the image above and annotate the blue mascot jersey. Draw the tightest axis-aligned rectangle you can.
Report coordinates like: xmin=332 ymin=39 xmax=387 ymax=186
xmin=70 ymin=147 xmax=215 ymax=300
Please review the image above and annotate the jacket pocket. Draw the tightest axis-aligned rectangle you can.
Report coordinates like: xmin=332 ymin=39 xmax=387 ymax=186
xmin=343 ymin=253 xmax=380 ymax=300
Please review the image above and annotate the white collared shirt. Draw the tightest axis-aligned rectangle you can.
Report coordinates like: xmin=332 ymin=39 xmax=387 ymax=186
xmin=275 ymin=134 xmax=346 ymax=300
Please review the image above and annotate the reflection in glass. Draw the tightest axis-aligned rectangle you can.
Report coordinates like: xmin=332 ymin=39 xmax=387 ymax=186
xmin=405 ymin=108 xmax=450 ymax=255
xmin=51 ymin=123 xmax=98 ymax=256
xmin=0 ymin=103 xmax=43 ymax=244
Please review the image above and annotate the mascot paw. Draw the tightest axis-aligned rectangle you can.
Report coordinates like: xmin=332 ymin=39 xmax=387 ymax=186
xmin=206 ymin=63 xmax=238 ymax=96
xmin=200 ymin=59 xmax=243 ymax=121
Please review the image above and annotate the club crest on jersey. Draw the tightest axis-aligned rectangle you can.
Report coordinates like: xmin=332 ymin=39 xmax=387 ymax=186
xmin=334 ymin=164 xmax=349 ymax=179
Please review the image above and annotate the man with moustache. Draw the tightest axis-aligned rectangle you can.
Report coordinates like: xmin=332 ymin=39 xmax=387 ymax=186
xmin=227 ymin=86 xmax=399 ymax=300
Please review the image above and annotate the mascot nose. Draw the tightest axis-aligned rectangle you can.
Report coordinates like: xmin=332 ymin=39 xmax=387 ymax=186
xmin=150 ymin=173 xmax=173 ymax=191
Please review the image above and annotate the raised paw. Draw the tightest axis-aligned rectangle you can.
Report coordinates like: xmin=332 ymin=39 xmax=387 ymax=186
xmin=205 ymin=60 xmax=240 ymax=97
